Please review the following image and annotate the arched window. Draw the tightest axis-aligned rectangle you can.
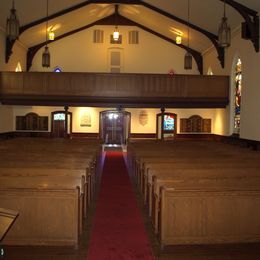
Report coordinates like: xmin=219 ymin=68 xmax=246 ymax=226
xmin=207 ymin=67 xmax=213 ymax=75
xmin=53 ymin=67 xmax=62 ymax=72
xmin=234 ymin=58 xmax=242 ymax=133
xmin=15 ymin=62 xmax=22 ymax=72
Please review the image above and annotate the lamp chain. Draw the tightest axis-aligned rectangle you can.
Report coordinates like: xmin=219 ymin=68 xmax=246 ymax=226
xmin=46 ymin=0 xmax=49 ymax=46
xmin=187 ymin=0 xmax=190 ymax=48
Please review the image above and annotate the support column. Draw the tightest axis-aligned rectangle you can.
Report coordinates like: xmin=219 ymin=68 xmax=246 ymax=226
xmin=64 ymin=106 xmax=69 ymax=139
xmin=161 ymin=107 xmax=165 ymax=141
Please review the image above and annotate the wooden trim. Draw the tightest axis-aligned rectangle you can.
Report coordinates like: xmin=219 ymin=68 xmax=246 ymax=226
xmin=176 ymin=133 xmax=216 ymax=140
xmin=130 ymin=133 xmax=156 ymax=139
xmin=70 ymin=132 xmax=99 ymax=139
xmin=0 ymin=95 xmax=229 ymax=108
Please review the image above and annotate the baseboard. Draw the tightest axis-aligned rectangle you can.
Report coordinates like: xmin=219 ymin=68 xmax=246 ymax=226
xmin=130 ymin=133 xmax=157 ymax=139
xmin=70 ymin=132 xmax=99 ymax=139
xmin=176 ymin=133 xmax=216 ymax=140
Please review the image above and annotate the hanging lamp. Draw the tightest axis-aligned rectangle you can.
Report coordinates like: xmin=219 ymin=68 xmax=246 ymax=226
xmin=48 ymin=28 xmax=55 ymax=41
xmin=176 ymin=35 xmax=182 ymax=44
xmin=6 ymin=0 xmax=20 ymax=40
xmin=184 ymin=0 xmax=192 ymax=70
xmin=218 ymin=0 xmax=231 ymax=47
xmin=113 ymin=5 xmax=120 ymax=41
xmin=42 ymin=0 xmax=50 ymax=68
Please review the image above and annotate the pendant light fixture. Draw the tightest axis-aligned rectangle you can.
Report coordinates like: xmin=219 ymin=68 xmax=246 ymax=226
xmin=6 ymin=0 xmax=20 ymax=40
xmin=218 ymin=0 xmax=231 ymax=47
xmin=184 ymin=0 xmax=192 ymax=70
xmin=113 ymin=5 xmax=120 ymax=41
xmin=48 ymin=27 xmax=55 ymax=41
xmin=176 ymin=35 xmax=182 ymax=45
xmin=42 ymin=0 xmax=50 ymax=68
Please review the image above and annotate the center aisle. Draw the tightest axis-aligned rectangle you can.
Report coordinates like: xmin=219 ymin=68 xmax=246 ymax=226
xmin=87 ymin=151 xmax=154 ymax=260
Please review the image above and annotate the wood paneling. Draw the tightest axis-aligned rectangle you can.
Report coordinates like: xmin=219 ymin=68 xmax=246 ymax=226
xmin=0 ymin=72 xmax=229 ymax=107
xmin=16 ymin=113 xmax=48 ymax=131
xmin=180 ymin=115 xmax=212 ymax=133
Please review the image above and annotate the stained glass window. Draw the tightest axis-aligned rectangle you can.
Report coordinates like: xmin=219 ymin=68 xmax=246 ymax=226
xmin=164 ymin=114 xmax=175 ymax=131
xmin=54 ymin=113 xmax=65 ymax=121
xmin=234 ymin=58 xmax=242 ymax=132
xmin=54 ymin=67 xmax=62 ymax=72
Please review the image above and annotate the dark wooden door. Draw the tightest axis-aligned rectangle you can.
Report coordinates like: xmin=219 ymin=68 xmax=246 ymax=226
xmin=52 ymin=120 xmax=65 ymax=138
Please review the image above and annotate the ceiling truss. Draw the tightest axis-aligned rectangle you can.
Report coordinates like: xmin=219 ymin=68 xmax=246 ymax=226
xmin=5 ymin=0 xmax=259 ymax=70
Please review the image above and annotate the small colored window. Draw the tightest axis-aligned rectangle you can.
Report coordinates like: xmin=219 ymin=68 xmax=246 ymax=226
xmin=54 ymin=67 xmax=62 ymax=72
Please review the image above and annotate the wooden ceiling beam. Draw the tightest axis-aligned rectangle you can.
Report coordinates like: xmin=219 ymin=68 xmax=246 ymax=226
xmin=7 ymin=0 xmax=142 ymax=63
xmin=220 ymin=0 xmax=259 ymax=52
xmin=27 ymin=13 xmax=203 ymax=74
xmin=140 ymin=1 xmax=225 ymax=68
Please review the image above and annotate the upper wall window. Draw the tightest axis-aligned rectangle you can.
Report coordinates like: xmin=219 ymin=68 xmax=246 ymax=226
xmin=93 ymin=29 xmax=104 ymax=43
xmin=234 ymin=58 xmax=242 ymax=133
xmin=108 ymin=48 xmax=123 ymax=73
xmin=15 ymin=62 xmax=22 ymax=72
xmin=129 ymin=31 xmax=139 ymax=44
xmin=207 ymin=67 xmax=213 ymax=75
xmin=54 ymin=67 xmax=62 ymax=72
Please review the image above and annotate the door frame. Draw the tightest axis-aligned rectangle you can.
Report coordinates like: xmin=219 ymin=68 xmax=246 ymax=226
xmin=99 ymin=110 xmax=131 ymax=143
xmin=156 ymin=112 xmax=177 ymax=140
xmin=51 ymin=111 xmax=72 ymax=137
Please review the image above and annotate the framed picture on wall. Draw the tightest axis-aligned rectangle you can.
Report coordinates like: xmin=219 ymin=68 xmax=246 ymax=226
xmin=80 ymin=112 xmax=91 ymax=127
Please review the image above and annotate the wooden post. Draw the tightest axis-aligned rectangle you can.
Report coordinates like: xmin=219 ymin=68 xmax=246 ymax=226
xmin=161 ymin=107 xmax=165 ymax=141
xmin=64 ymin=106 xmax=69 ymax=138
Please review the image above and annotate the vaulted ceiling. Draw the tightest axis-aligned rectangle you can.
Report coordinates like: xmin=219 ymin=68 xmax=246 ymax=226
xmin=1 ymin=0 xmax=259 ymax=71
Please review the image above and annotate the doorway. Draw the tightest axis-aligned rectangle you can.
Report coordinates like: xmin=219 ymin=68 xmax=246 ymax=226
xmin=100 ymin=110 xmax=131 ymax=145
xmin=156 ymin=112 xmax=177 ymax=140
xmin=51 ymin=111 xmax=72 ymax=138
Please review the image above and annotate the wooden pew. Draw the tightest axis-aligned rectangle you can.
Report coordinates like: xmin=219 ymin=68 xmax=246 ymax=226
xmin=0 ymin=185 xmax=80 ymax=246
xmin=160 ymin=185 xmax=260 ymax=247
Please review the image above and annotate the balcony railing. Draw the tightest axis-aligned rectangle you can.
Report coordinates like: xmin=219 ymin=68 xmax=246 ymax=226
xmin=0 ymin=72 xmax=229 ymax=107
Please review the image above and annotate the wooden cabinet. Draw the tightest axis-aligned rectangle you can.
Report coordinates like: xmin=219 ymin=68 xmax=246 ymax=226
xmin=16 ymin=113 xmax=48 ymax=131
xmin=180 ymin=115 xmax=211 ymax=133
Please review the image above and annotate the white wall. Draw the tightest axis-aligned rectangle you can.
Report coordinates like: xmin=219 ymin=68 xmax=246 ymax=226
xmin=12 ymin=106 xmax=223 ymax=135
xmin=31 ymin=25 xmax=200 ymax=75
xmin=0 ymin=104 xmax=13 ymax=133
xmin=203 ymin=30 xmax=260 ymax=141
xmin=0 ymin=28 xmax=27 ymax=71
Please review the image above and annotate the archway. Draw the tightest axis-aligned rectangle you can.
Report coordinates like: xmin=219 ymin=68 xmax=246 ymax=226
xmin=99 ymin=110 xmax=131 ymax=144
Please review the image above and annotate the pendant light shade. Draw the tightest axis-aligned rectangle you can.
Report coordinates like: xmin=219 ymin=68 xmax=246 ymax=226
xmin=6 ymin=0 xmax=20 ymax=40
xmin=218 ymin=0 xmax=231 ymax=47
xmin=42 ymin=46 xmax=50 ymax=68
xmin=48 ymin=29 xmax=55 ymax=41
xmin=42 ymin=0 xmax=51 ymax=68
xmin=176 ymin=35 xmax=182 ymax=44
xmin=184 ymin=51 xmax=192 ymax=70
xmin=112 ymin=5 xmax=120 ymax=42
xmin=184 ymin=0 xmax=192 ymax=70
xmin=113 ymin=26 xmax=120 ymax=41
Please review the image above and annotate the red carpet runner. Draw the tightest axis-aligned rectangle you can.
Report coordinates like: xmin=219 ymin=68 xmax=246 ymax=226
xmin=87 ymin=151 xmax=153 ymax=260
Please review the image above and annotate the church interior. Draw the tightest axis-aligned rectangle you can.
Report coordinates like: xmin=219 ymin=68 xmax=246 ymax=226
xmin=0 ymin=0 xmax=260 ymax=259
